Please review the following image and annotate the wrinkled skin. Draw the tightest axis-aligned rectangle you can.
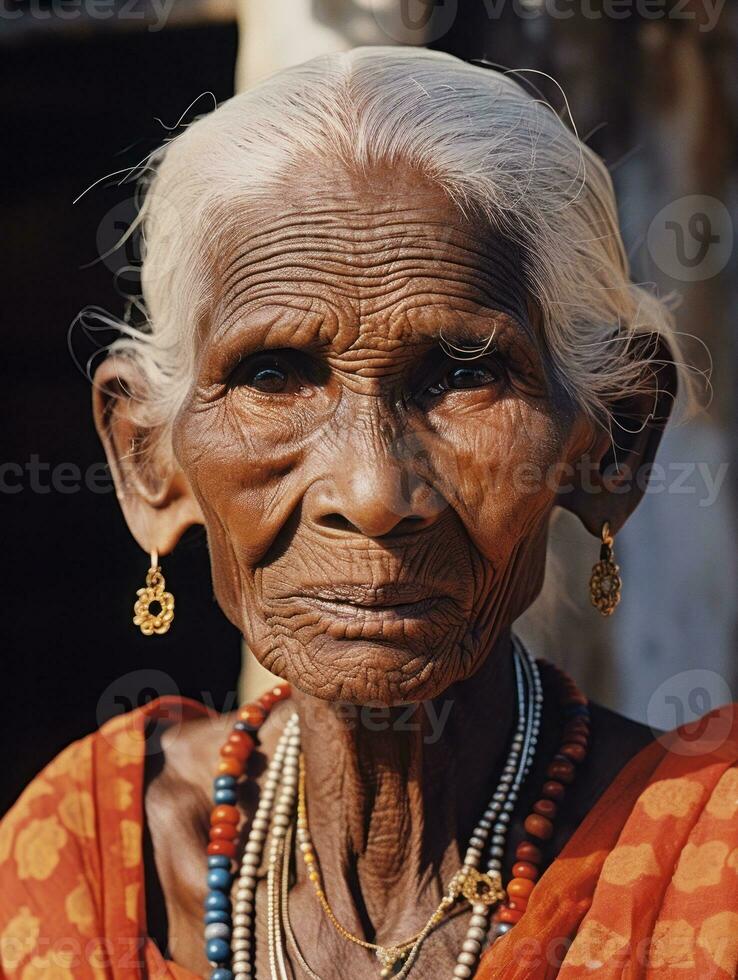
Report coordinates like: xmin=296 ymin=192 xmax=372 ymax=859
xmin=96 ymin=165 xmax=662 ymax=977
xmin=176 ymin=167 xmax=583 ymax=705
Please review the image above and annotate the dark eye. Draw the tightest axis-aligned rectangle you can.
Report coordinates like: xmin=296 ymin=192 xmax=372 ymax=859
xmin=249 ymin=364 xmax=289 ymax=393
xmin=229 ymin=354 xmax=301 ymax=394
xmin=424 ymin=361 xmax=503 ymax=397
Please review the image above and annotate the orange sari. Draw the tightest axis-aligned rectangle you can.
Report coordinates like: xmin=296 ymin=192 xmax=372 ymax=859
xmin=1 ymin=696 xmax=737 ymax=979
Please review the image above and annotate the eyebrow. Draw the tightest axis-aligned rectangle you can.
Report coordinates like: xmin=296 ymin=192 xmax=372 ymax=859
xmin=438 ymin=324 xmax=499 ymax=360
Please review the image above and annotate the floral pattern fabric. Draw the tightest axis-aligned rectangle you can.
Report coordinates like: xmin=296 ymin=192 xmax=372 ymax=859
xmin=1 ymin=697 xmax=737 ymax=979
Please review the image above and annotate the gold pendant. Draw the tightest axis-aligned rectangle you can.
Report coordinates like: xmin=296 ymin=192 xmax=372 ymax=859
xmin=376 ymin=946 xmax=408 ymax=977
xmin=133 ymin=561 xmax=175 ymax=636
xmin=589 ymin=522 xmax=621 ymax=616
xmin=461 ymin=868 xmax=506 ymax=906
xmin=446 ymin=866 xmax=506 ymax=908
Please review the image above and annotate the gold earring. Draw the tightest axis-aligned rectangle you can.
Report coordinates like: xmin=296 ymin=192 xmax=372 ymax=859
xmin=589 ymin=521 xmax=621 ymax=616
xmin=133 ymin=549 xmax=175 ymax=636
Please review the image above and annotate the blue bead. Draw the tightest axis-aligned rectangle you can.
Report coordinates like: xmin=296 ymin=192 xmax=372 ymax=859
xmin=208 ymin=855 xmax=231 ymax=870
xmin=204 ymin=891 xmax=231 ymax=911
xmin=204 ymin=909 xmax=231 ymax=925
xmin=210 ymin=970 xmax=234 ymax=980
xmin=207 ymin=868 xmax=233 ymax=891
xmin=214 ymin=788 xmax=237 ymax=806
xmin=206 ymin=938 xmax=230 ymax=963
xmin=214 ymin=775 xmax=237 ymax=790
xmin=564 ymin=705 xmax=589 ymax=717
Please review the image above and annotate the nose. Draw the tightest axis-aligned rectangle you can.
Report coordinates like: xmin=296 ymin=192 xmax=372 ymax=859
xmin=303 ymin=427 xmax=446 ymax=539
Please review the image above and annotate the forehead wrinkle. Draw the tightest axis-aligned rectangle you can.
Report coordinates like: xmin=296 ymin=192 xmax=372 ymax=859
xmin=206 ymin=185 xmax=532 ymax=363
xmin=215 ymin=199 xmax=467 ymax=281
xmin=216 ymin=269 xmax=530 ymax=361
xmin=214 ymin=190 xmax=524 ymax=288
xmin=217 ymin=235 xmax=528 ymax=333
xmin=216 ymin=220 xmax=478 ymax=298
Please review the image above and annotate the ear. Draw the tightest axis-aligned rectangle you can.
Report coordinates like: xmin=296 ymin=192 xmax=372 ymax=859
xmin=557 ymin=338 xmax=678 ymax=537
xmin=92 ymin=355 xmax=205 ymax=555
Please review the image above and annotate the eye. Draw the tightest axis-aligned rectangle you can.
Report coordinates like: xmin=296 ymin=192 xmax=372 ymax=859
xmin=250 ymin=363 xmax=289 ymax=393
xmin=228 ymin=353 xmax=303 ymax=395
xmin=423 ymin=360 xmax=504 ymax=398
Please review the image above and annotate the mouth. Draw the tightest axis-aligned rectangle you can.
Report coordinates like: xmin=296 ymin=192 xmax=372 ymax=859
xmin=280 ymin=584 xmax=445 ymax=622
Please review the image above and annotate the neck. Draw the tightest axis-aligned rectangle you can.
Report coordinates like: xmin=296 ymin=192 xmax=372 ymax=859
xmin=291 ymin=629 xmax=516 ymax=943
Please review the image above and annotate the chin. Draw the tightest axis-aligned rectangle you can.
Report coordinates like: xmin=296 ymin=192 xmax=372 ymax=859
xmin=248 ymin=592 xmax=477 ymax=705
xmin=256 ymin=630 xmax=475 ymax=707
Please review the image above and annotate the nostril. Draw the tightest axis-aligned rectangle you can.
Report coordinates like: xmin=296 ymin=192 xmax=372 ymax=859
xmin=319 ymin=513 xmax=361 ymax=533
xmin=317 ymin=511 xmax=431 ymax=538
xmin=392 ymin=514 xmax=432 ymax=536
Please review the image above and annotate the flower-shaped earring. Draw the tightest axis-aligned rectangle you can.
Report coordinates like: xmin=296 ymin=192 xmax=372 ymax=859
xmin=589 ymin=521 xmax=621 ymax=616
xmin=133 ymin=549 xmax=175 ymax=636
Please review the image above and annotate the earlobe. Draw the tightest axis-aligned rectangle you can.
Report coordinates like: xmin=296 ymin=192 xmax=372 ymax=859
xmin=92 ymin=355 xmax=205 ymax=554
xmin=557 ymin=345 xmax=677 ymax=537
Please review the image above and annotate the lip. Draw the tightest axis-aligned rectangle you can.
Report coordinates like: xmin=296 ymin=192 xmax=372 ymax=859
xmin=297 ymin=594 xmax=442 ymax=622
xmin=275 ymin=584 xmax=446 ymax=621
xmin=295 ymin=583 xmax=438 ymax=604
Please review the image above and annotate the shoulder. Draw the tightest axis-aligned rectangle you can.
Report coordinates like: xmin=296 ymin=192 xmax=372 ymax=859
xmin=0 ymin=728 xmax=104 ymax=976
xmin=0 ymin=731 xmax=98 ymax=885
xmin=0 ymin=696 xmax=211 ymax=977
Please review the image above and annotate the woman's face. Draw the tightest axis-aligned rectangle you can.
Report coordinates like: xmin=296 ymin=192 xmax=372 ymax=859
xmin=172 ymin=166 xmax=591 ymax=704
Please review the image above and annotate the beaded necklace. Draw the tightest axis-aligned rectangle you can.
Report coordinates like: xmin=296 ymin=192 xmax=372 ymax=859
xmin=201 ymin=641 xmax=590 ymax=980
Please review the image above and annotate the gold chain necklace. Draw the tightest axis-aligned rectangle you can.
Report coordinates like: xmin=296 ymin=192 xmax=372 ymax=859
xmin=295 ymin=754 xmax=504 ymax=977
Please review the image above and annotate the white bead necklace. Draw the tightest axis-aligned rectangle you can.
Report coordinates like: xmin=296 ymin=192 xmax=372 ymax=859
xmin=230 ymin=638 xmax=542 ymax=979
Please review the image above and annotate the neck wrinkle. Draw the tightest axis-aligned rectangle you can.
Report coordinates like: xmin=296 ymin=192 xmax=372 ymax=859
xmin=290 ymin=629 xmax=516 ymax=943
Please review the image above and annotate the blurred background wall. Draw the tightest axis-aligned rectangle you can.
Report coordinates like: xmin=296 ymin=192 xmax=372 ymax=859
xmin=1 ymin=0 xmax=735 ymax=813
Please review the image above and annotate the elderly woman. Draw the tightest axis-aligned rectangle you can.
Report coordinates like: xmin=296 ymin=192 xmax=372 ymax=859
xmin=1 ymin=47 xmax=736 ymax=980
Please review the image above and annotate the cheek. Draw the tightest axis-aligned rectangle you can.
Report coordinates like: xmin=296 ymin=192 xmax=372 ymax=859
xmin=171 ymin=402 xmax=306 ymax=622
xmin=429 ymin=399 xmax=569 ymax=562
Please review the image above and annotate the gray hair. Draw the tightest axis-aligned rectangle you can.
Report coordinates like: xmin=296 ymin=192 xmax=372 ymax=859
xmin=107 ymin=46 xmax=692 ymax=437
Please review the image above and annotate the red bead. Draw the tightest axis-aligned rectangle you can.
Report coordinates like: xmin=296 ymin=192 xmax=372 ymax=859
xmin=546 ymin=760 xmax=575 ymax=784
xmin=270 ymin=684 xmax=291 ymax=702
xmin=512 ymin=861 xmax=539 ymax=881
xmin=562 ymin=732 xmax=588 ymax=747
xmin=216 ymin=758 xmax=243 ymax=777
xmin=563 ymin=720 xmax=589 ymax=734
xmin=541 ymin=780 xmax=566 ymax=802
xmin=238 ymin=704 xmax=266 ymax=728
xmin=508 ymin=897 xmax=529 ymax=912
xmin=564 ymin=717 xmax=589 ymax=729
xmin=210 ymin=823 xmax=238 ymax=841
xmin=532 ymin=798 xmax=558 ymax=819
xmin=524 ymin=814 xmax=554 ymax=840
xmin=207 ymin=840 xmax=237 ymax=858
xmin=498 ymin=907 xmax=523 ymax=924
xmin=515 ymin=841 xmax=543 ymax=864
xmin=507 ymin=877 xmax=535 ymax=899
xmin=211 ymin=804 xmax=239 ymax=825
xmin=221 ymin=732 xmax=253 ymax=761
xmin=560 ymin=742 xmax=587 ymax=763
xmin=564 ymin=694 xmax=588 ymax=706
